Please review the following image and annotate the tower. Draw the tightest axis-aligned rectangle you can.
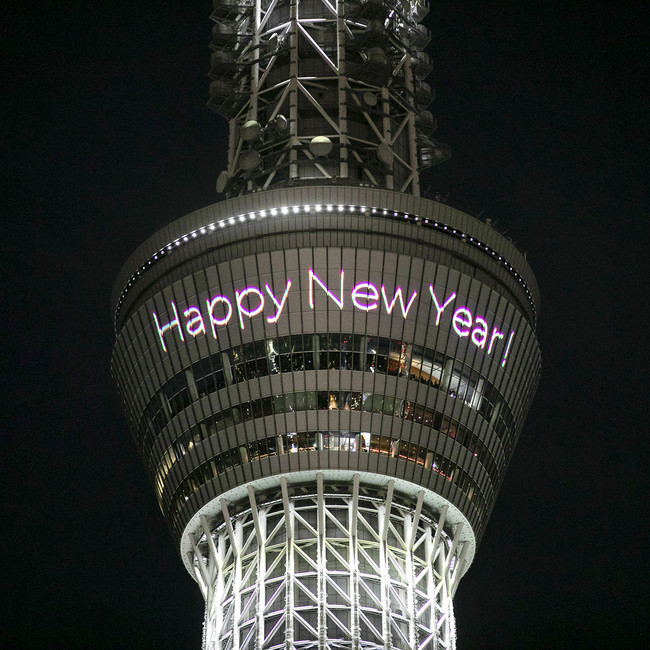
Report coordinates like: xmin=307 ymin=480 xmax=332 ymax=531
xmin=111 ymin=1 xmax=541 ymax=648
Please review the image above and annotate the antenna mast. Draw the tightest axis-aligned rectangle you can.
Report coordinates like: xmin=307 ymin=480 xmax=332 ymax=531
xmin=209 ymin=0 xmax=450 ymax=197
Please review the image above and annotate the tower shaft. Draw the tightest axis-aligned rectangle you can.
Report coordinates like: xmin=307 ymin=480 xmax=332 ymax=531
xmin=196 ymin=478 xmax=459 ymax=650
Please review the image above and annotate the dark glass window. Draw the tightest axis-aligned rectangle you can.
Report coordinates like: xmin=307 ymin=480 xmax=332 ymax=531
xmin=140 ymin=333 xmax=516 ymax=466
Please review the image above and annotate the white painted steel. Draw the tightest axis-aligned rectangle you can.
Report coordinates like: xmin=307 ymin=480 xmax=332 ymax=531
xmin=191 ymin=475 xmax=462 ymax=649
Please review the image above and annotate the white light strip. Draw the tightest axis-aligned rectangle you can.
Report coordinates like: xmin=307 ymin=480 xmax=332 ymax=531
xmin=115 ymin=204 xmax=536 ymax=329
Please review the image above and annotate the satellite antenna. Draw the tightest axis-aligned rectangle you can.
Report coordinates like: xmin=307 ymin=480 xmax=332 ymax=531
xmin=240 ymin=120 xmax=260 ymax=142
xmin=216 ymin=170 xmax=228 ymax=194
xmin=240 ymin=149 xmax=261 ymax=170
xmin=309 ymin=136 xmax=333 ymax=157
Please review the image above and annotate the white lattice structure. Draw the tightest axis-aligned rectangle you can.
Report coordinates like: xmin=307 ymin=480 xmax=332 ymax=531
xmin=189 ymin=475 xmax=469 ymax=650
xmin=209 ymin=0 xmax=449 ymax=197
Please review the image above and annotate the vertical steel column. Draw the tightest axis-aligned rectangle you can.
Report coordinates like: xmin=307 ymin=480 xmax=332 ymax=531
xmin=282 ymin=479 xmax=295 ymax=650
xmin=407 ymin=491 xmax=424 ymax=647
xmin=247 ymin=487 xmax=266 ymax=650
xmin=316 ymin=473 xmax=327 ymax=648
xmin=289 ymin=0 xmax=299 ymax=180
xmin=402 ymin=52 xmax=420 ymax=196
xmin=380 ymin=481 xmax=394 ymax=650
xmin=337 ymin=0 xmax=348 ymax=180
xmin=251 ymin=0 xmax=261 ymax=119
xmin=381 ymin=86 xmax=394 ymax=190
xmin=350 ymin=474 xmax=360 ymax=650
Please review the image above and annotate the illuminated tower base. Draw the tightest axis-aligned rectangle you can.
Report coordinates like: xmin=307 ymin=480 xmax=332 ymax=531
xmin=185 ymin=472 xmax=472 ymax=650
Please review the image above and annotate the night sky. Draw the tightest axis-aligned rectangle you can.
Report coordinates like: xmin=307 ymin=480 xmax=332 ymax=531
xmin=3 ymin=2 xmax=647 ymax=648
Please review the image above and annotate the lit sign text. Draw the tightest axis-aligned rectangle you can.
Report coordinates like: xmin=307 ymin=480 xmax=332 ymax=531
xmin=152 ymin=269 xmax=515 ymax=367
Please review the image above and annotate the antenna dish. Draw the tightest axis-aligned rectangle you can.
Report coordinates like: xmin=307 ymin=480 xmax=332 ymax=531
xmin=240 ymin=149 xmax=261 ymax=170
xmin=274 ymin=114 xmax=288 ymax=132
xmin=377 ymin=143 xmax=394 ymax=165
xmin=216 ymin=170 xmax=229 ymax=193
xmin=309 ymin=136 xmax=333 ymax=157
xmin=363 ymin=91 xmax=378 ymax=107
xmin=241 ymin=120 xmax=261 ymax=142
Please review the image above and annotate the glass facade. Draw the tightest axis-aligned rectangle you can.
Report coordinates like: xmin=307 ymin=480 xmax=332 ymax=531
xmin=136 ymin=333 xmax=516 ymax=457
xmin=165 ymin=428 xmax=489 ymax=532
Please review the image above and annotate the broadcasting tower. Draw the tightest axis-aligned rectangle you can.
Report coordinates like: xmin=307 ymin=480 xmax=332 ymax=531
xmin=111 ymin=2 xmax=541 ymax=649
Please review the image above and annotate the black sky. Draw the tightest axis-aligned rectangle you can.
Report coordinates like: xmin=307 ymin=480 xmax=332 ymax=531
xmin=2 ymin=1 xmax=648 ymax=648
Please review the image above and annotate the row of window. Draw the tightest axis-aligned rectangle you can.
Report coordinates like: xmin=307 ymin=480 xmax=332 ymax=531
xmin=166 ymin=430 xmax=488 ymax=532
xmin=136 ymin=333 xmax=515 ymax=454
xmin=154 ymin=390 xmax=499 ymax=505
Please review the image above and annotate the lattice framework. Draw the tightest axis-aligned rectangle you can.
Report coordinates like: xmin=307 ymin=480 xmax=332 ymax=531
xmin=189 ymin=476 xmax=468 ymax=650
xmin=209 ymin=0 xmax=449 ymax=197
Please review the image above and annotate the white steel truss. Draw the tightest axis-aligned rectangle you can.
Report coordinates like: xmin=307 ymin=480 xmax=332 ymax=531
xmin=208 ymin=0 xmax=450 ymax=197
xmin=190 ymin=476 xmax=465 ymax=650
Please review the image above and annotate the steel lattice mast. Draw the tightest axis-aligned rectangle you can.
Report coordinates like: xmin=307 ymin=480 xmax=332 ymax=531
xmin=111 ymin=2 xmax=541 ymax=649
xmin=208 ymin=0 xmax=449 ymax=197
